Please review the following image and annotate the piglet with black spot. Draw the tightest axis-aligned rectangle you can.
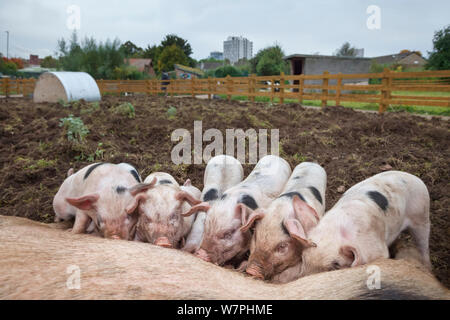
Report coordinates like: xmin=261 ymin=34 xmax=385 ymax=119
xmin=182 ymin=155 xmax=244 ymax=253
xmin=183 ymin=155 xmax=291 ymax=267
xmin=243 ymin=162 xmax=327 ymax=283
xmin=53 ymin=162 xmax=153 ymax=240
xmin=299 ymin=170 xmax=431 ymax=277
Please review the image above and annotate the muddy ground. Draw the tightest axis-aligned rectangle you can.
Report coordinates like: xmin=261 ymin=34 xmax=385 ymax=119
xmin=0 ymin=95 xmax=448 ymax=287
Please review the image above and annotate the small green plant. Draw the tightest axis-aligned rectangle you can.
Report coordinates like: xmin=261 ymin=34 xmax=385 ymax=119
xmin=58 ymin=99 xmax=70 ymax=107
xmin=167 ymin=106 xmax=177 ymax=119
xmin=59 ymin=114 xmax=89 ymax=144
xmin=80 ymin=101 xmax=100 ymax=115
xmin=293 ymin=153 xmax=308 ymax=163
xmin=113 ymin=102 xmax=135 ymax=118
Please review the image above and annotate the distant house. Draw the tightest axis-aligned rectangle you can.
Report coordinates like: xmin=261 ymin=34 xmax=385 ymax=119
xmin=371 ymin=52 xmax=426 ymax=69
xmin=209 ymin=51 xmax=223 ymax=60
xmin=284 ymin=53 xmax=372 ymax=85
xmin=174 ymin=64 xmax=204 ymax=79
xmin=126 ymin=58 xmax=155 ymax=76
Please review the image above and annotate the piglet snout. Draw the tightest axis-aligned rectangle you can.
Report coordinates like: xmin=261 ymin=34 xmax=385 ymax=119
xmin=155 ymin=237 xmax=172 ymax=248
xmin=110 ymin=235 xmax=121 ymax=240
xmin=246 ymin=264 xmax=264 ymax=280
xmin=195 ymin=249 xmax=211 ymax=262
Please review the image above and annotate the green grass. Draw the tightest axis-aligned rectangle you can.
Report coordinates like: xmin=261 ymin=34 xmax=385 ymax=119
xmin=217 ymin=91 xmax=450 ymax=116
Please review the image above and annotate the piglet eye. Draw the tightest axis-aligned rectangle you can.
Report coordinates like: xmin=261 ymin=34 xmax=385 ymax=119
xmin=170 ymin=213 xmax=178 ymax=221
xmin=276 ymin=242 xmax=288 ymax=253
xmin=223 ymin=231 xmax=233 ymax=240
xmin=331 ymin=261 xmax=341 ymax=270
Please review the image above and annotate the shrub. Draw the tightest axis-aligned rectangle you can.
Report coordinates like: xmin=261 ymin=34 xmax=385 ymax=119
xmin=113 ymin=102 xmax=135 ymax=118
xmin=59 ymin=114 xmax=89 ymax=144
xmin=167 ymin=106 xmax=177 ymax=119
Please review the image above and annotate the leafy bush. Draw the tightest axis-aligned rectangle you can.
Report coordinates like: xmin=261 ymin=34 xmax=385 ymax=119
xmin=59 ymin=114 xmax=89 ymax=143
xmin=167 ymin=106 xmax=177 ymax=119
xmin=113 ymin=102 xmax=135 ymax=118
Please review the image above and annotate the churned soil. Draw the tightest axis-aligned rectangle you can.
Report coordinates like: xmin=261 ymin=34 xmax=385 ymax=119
xmin=0 ymin=95 xmax=448 ymax=287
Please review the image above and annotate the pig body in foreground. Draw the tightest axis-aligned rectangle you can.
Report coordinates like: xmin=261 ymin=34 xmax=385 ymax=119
xmin=53 ymin=162 xmax=152 ymax=239
xmin=0 ymin=216 xmax=448 ymax=300
xmin=299 ymin=171 xmax=431 ymax=277
xmin=245 ymin=162 xmax=327 ymax=283
xmin=188 ymin=155 xmax=291 ymax=266
xmin=135 ymin=172 xmax=201 ymax=248
xmin=183 ymin=155 xmax=244 ymax=253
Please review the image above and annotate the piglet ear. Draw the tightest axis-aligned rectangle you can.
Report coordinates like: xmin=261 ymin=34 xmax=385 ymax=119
xmin=292 ymin=195 xmax=319 ymax=234
xmin=125 ymin=193 xmax=148 ymax=214
xmin=129 ymin=177 xmax=157 ymax=196
xmin=340 ymin=245 xmax=362 ymax=267
xmin=176 ymin=190 xmax=201 ymax=206
xmin=283 ymin=218 xmax=316 ymax=248
xmin=240 ymin=209 xmax=265 ymax=232
xmin=181 ymin=202 xmax=211 ymax=217
xmin=67 ymin=168 xmax=74 ymax=177
xmin=66 ymin=193 xmax=99 ymax=211
xmin=183 ymin=179 xmax=192 ymax=187
xmin=234 ymin=203 xmax=254 ymax=228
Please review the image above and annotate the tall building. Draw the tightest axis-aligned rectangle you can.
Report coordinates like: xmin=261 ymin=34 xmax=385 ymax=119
xmin=223 ymin=36 xmax=253 ymax=64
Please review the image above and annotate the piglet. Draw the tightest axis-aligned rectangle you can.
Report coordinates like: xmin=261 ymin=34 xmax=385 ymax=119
xmin=135 ymin=172 xmax=202 ymax=248
xmin=299 ymin=170 xmax=431 ymax=277
xmin=182 ymin=155 xmax=244 ymax=253
xmin=53 ymin=162 xmax=154 ymax=240
xmin=184 ymin=155 xmax=291 ymax=267
xmin=244 ymin=162 xmax=327 ymax=283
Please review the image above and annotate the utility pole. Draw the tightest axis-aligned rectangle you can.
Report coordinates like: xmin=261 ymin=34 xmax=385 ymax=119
xmin=5 ymin=31 xmax=9 ymax=59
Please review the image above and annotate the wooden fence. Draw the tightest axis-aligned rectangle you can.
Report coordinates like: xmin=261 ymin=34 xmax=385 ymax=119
xmin=0 ymin=78 xmax=36 ymax=97
xmin=1 ymin=69 xmax=449 ymax=113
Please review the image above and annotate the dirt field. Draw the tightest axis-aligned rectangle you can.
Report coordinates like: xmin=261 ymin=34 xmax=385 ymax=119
xmin=0 ymin=95 xmax=448 ymax=287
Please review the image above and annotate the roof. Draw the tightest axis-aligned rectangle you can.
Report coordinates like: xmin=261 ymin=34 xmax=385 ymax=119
xmin=174 ymin=64 xmax=204 ymax=76
xmin=126 ymin=58 xmax=153 ymax=72
xmin=284 ymin=53 xmax=370 ymax=60
xmin=371 ymin=52 xmax=425 ymax=65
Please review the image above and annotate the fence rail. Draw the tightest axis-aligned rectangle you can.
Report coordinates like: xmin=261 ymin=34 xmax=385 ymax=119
xmin=1 ymin=69 xmax=450 ymax=113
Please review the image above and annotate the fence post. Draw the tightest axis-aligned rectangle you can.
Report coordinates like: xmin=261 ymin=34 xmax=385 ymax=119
xmin=226 ymin=75 xmax=232 ymax=101
xmin=321 ymin=71 xmax=329 ymax=108
xmin=279 ymin=72 xmax=285 ymax=104
xmin=207 ymin=77 xmax=212 ymax=99
xmin=270 ymin=77 xmax=275 ymax=103
xmin=145 ymin=79 xmax=150 ymax=96
xmin=4 ymin=78 xmax=9 ymax=99
xmin=336 ymin=73 xmax=342 ymax=106
xmin=298 ymin=74 xmax=304 ymax=104
xmin=379 ymin=68 xmax=391 ymax=113
xmin=249 ymin=74 xmax=256 ymax=103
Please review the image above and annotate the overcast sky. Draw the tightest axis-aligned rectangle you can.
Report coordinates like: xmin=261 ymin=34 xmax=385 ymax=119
xmin=0 ymin=0 xmax=448 ymax=60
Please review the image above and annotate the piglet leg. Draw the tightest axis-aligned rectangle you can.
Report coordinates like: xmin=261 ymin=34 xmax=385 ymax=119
xmin=71 ymin=211 xmax=91 ymax=234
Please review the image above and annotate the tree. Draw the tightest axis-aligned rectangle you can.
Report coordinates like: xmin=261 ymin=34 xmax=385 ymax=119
xmin=120 ymin=41 xmax=143 ymax=57
xmin=334 ymin=42 xmax=357 ymax=57
xmin=160 ymin=34 xmax=193 ymax=57
xmin=426 ymin=25 xmax=450 ymax=70
xmin=250 ymin=45 xmax=289 ymax=76
xmin=157 ymin=44 xmax=189 ymax=72
xmin=56 ymin=31 xmax=144 ymax=79
xmin=214 ymin=65 xmax=243 ymax=77
xmin=41 ymin=55 xmax=60 ymax=68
